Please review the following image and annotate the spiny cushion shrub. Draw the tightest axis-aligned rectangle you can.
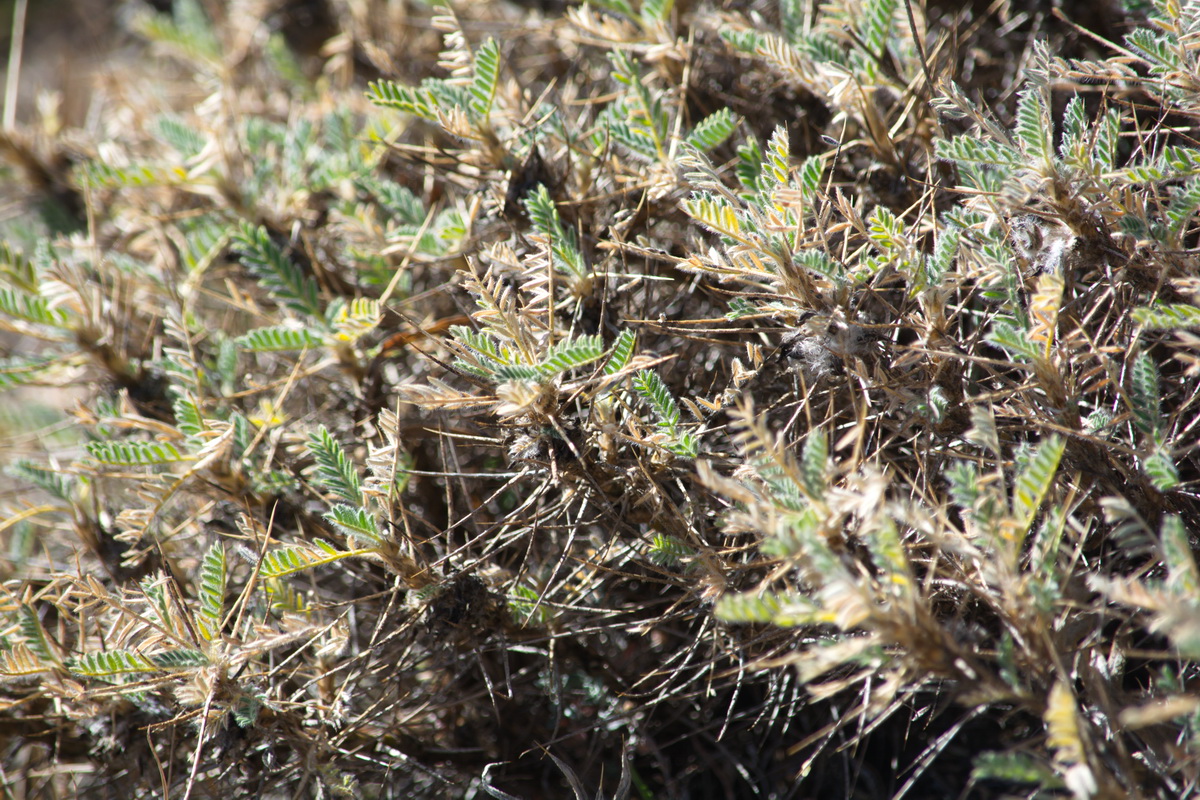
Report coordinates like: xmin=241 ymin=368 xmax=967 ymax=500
xmin=2 ymin=0 xmax=1200 ymax=797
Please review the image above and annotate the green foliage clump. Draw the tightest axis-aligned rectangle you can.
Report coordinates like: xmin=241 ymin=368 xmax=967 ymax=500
xmin=2 ymin=0 xmax=1200 ymax=798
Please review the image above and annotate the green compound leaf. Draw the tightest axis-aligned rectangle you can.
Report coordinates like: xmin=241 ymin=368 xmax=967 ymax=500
xmin=1030 ymin=505 xmax=1067 ymax=576
xmin=641 ymin=0 xmax=673 ymax=24
xmin=946 ymin=461 xmax=981 ymax=512
xmin=467 ymin=38 xmax=501 ymax=119
xmin=865 ymin=519 xmax=910 ymax=593
xmin=795 ymin=248 xmax=839 ymax=277
xmin=719 ymin=28 xmax=765 ymax=56
xmin=451 ymin=325 xmax=510 ymax=369
xmin=716 ymin=590 xmax=824 ymax=627
xmin=139 ymin=578 xmax=171 ymax=630
xmin=667 ymin=431 xmax=699 ymax=458
xmin=867 ymin=206 xmax=903 ymax=252
xmin=132 ymin=0 xmax=221 ymax=68
xmin=324 ymin=504 xmax=383 ymax=548
xmin=7 ymin=459 xmax=76 ymax=502
xmin=1132 ymin=303 xmax=1200 ymax=329
xmin=171 ymin=392 xmax=204 ymax=441
xmin=454 ymin=359 xmax=496 ymax=380
xmin=177 ymin=217 xmax=232 ymax=274
xmin=603 ymin=329 xmax=636 ymax=375
xmin=306 ymin=425 xmax=362 ymax=505
xmin=633 ymin=369 xmax=680 ymax=432
xmin=685 ymin=108 xmax=738 ymax=152
xmin=609 ymin=50 xmax=668 ymax=160
xmin=259 ymin=539 xmax=352 ymax=578
xmin=365 ymin=79 xmax=438 ymax=119
xmin=521 ymin=183 xmax=567 ymax=237
xmin=508 ymin=584 xmax=552 ymax=627
xmin=1014 ymin=87 xmax=1052 ymax=166
xmin=715 ymin=591 xmax=784 ymax=623
xmin=154 ymin=114 xmax=207 ymax=159
xmin=1161 ymin=145 xmax=1200 ymax=176
xmin=1162 ymin=515 xmax=1200 ymax=597
xmin=596 ymin=114 xmax=660 ymax=161
xmin=724 ymin=297 xmax=759 ymax=320
xmin=1166 ymin=178 xmax=1200 ymax=237
xmin=1144 ymin=448 xmax=1180 ymax=492
xmin=0 ymin=287 xmax=71 ymax=328
xmin=762 ymin=124 xmax=790 ymax=188
xmin=1129 ymin=351 xmax=1162 ymax=440
xmin=1123 ymin=162 xmax=1167 ymax=183
xmin=1093 ymin=107 xmax=1121 ymax=172
xmin=797 ymin=155 xmax=824 ymax=197
xmin=86 ymin=440 xmax=185 ymax=466
xmin=1058 ymin=95 xmax=1087 ymax=164
xmin=232 ymin=223 xmax=323 ymax=319
xmin=648 ymin=533 xmax=694 ymax=567
xmin=1126 ymin=28 xmax=1180 ymax=72
xmin=525 ymin=184 xmax=586 ymax=278
xmin=1013 ymin=435 xmax=1064 ymax=533
xmin=73 ymin=649 xmax=156 ymax=677
xmin=633 ymin=370 xmax=698 ymax=456
xmin=492 ymin=363 xmax=543 ymax=381
xmin=80 ymin=161 xmax=188 ymax=189
xmin=149 ymin=649 xmax=210 ymax=669
xmin=232 ymin=694 xmax=263 ymax=728
xmin=762 ymin=505 xmax=819 ymax=557
xmin=538 ymin=334 xmax=605 ymax=377
xmin=0 ymin=240 xmax=38 ymax=292
xmin=987 ymin=320 xmax=1040 ymax=362
xmin=18 ymin=605 xmax=55 ymax=663
xmin=358 ymin=177 xmax=426 ymax=225
xmin=858 ymin=0 xmax=898 ymax=55
xmin=213 ymin=335 xmax=238 ymax=388
xmin=236 ymin=325 xmax=326 ymax=352
xmin=924 ymin=224 xmax=960 ymax=287
xmin=329 ymin=297 xmax=382 ymax=342
xmin=967 ymin=405 xmax=1001 ymax=457
xmin=936 ymin=136 xmax=1023 ymax=169
xmin=681 ymin=193 xmax=746 ymax=240
xmin=800 ymin=430 xmax=828 ymax=500
xmin=736 ymin=134 xmax=764 ymax=194
xmin=197 ymin=542 xmax=227 ymax=641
